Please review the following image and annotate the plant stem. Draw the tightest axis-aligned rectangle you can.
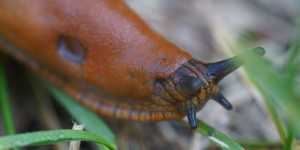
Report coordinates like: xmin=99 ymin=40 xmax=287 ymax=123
xmin=237 ymin=141 xmax=283 ymax=149
xmin=0 ymin=56 xmax=19 ymax=150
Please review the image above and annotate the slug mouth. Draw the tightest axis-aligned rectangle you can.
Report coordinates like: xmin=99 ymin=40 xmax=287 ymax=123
xmin=183 ymin=92 xmax=232 ymax=130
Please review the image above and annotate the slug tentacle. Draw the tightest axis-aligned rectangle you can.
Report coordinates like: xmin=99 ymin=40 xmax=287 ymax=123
xmin=205 ymin=47 xmax=265 ymax=83
xmin=212 ymin=92 xmax=232 ymax=110
xmin=185 ymin=101 xmax=197 ymax=130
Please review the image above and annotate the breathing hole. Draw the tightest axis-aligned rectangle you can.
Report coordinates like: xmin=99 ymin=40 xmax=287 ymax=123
xmin=58 ymin=36 xmax=86 ymax=63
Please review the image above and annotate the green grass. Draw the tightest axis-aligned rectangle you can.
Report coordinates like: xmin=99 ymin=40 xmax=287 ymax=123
xmin=194 ymin=120 xmax=244 ymax=150
xmin=237 ymin=141 xmax=283 ymax=149
xmin=0 ymin=56 xmax=19 ymax=150
xmin=0 ymin=130 xmax=115 ymax=150
xmin=41 ymin=80 xmax=116 ymax=150
xmin=0 ymin=57 xmax=117 ymax=150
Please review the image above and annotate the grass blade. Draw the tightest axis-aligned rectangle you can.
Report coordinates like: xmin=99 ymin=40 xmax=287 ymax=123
xmin=41 ymin=80 xmax=117 ymax=150
xmin=237 ymin=141 xmax=282 ymax=149
xmin=0 ymin=130 xmax=115 ymax=150
xmin=229 ymin=45 xmax=299 ymax=146
xmin=0 ymin=56 xmax=19 ymax=150
xmin=283 ymin=129 xmax=294 ymax=150
xmin=195 ymin=120 xmax=244 ymax=150
xmin=227 ymin=43 xmax=298 ymax=140
xmin=245 ymin=53 xmax=300 ymax=133
xmin=0 ymin=57 xmax=16 ymax=135
xmin=245 ymin=71 xmax=287 ymax=142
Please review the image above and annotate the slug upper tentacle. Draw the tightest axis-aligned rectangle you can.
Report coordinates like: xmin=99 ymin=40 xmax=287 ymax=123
xmin=205 ymin=47 xmax=266 ymax=83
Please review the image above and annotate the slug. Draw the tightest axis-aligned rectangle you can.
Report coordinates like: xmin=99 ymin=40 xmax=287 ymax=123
xmin=0 ymin=0 xmax=265 ymax=129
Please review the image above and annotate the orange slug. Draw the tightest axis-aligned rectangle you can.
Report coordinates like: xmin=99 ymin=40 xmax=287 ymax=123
xmin=0 ymin=0 xmax=265 ymax=129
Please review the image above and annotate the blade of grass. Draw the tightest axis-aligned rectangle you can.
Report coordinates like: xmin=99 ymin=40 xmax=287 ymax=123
xmin=0 ymin=56 xmax=19 ymax=150
xmin=227 ymin=46 xmax=288 ymax=141
xmin=247 ymin=53 xmax=300 ymax=132
xmin=41 ymin=80 xmax=117 ymax=150
xmin=237 ymin=141 xmax=282 ymax=149
xmin=283 ymin=21 xmax=300 ymax=93
xmin=230 ymin=46 xmax=299 ymax=146
xmin=283 ymin=129 xmax=294 ymax=150
xmin=194 ymin=120 xmax=244 ymax=150
xmin=245 ymin=71 xmax=287 ymax=142
xmin=285 ymin=16 xmax=300 ymax=69
xmin=229 ymin=44 xmax=299 ymax=138
xmin=0 ymin=129 xmax=115 ymax=150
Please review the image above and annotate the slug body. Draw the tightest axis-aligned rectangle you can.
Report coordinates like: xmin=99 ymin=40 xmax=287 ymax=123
xmin=0 ymin=0 xmax=264 ymax=129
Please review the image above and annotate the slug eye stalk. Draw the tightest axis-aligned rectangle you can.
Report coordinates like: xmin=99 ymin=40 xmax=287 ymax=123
xmin=206 ymin=47 xmax=265 ymax=83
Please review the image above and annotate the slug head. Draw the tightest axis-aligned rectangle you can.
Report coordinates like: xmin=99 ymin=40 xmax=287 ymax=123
xmin=173 ymin=47 xmax=265 ymax=129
